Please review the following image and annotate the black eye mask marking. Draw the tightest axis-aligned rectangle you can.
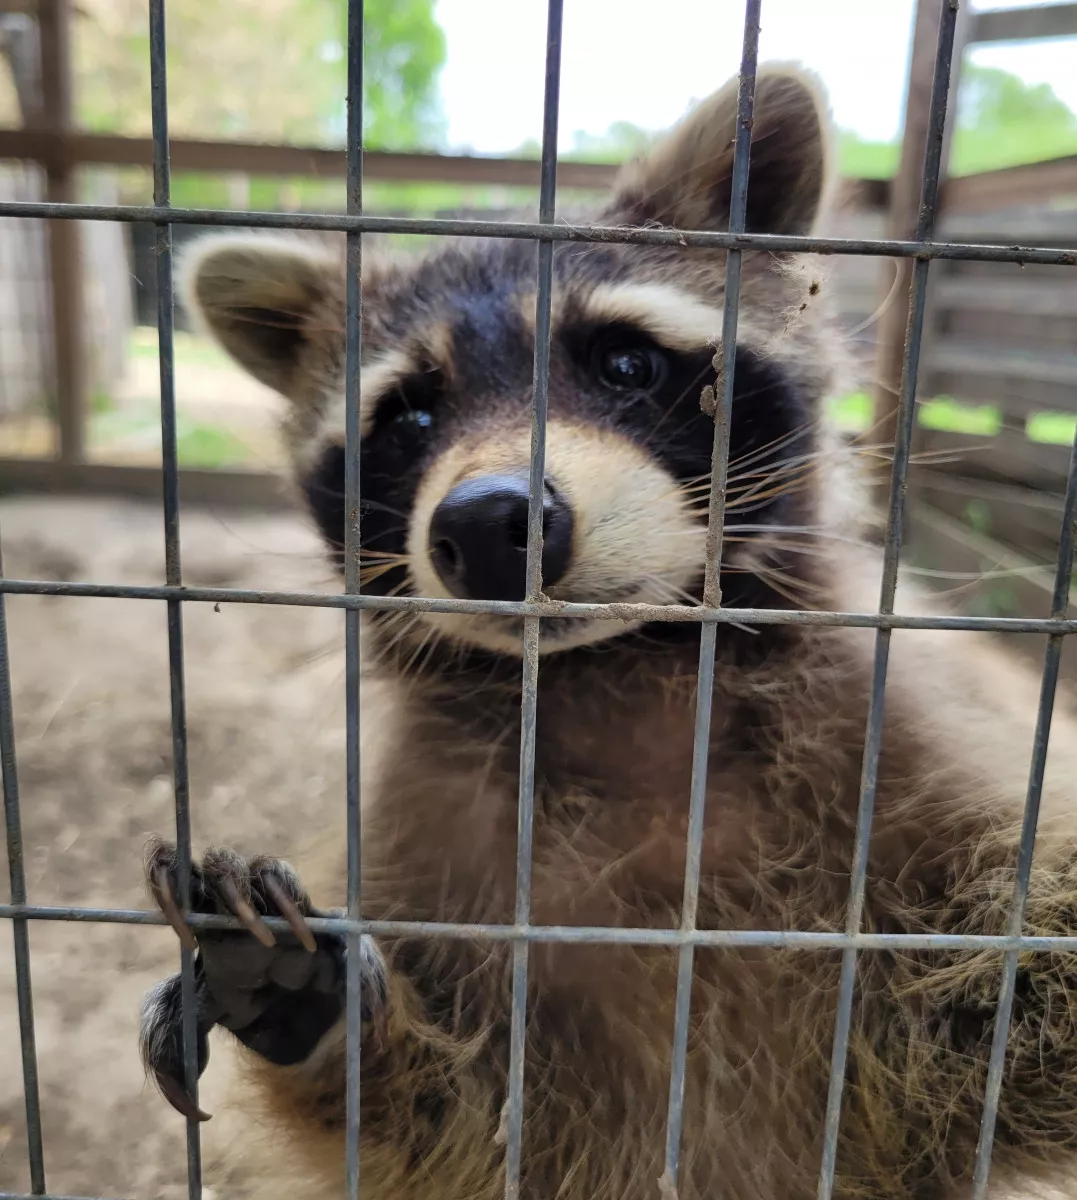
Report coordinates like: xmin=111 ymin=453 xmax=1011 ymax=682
xmin=302 ymin=367 xmax=445 ymax=595
xmin=302 ymin=324 xmax=813 ymax=628
xmin=567 ymin=321 xmax=808 ymax=503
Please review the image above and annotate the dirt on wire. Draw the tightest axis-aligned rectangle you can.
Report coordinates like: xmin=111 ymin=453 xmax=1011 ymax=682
xmin=0 ymin=493 xmax=1068 ymax=1200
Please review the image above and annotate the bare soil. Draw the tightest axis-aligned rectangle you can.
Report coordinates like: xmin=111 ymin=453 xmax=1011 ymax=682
xmin=0 ymin=495 xmax=353 ymax=1199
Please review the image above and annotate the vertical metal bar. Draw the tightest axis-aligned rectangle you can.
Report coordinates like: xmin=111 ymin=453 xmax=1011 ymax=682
xmin=147 ymin=2 xmax=201 ymax=1196
xmin=970 ymin=423 xmax=1077 ymax=1199
xmin=0 ymin=538 xmax=45 ymax=1193
xmin=343 ymin=3 xmax=364 ymax=1199
xmin=661 ymin=3 xmax=760 ymax=1191
xmin=816 ymin=7 xmax=959 ymax=1199
xmin=504 ymin=4 xmax=562 ymax=1197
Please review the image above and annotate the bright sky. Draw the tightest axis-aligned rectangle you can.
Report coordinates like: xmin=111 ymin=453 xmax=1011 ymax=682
xmin=435 ymin=0 xmax=1077 ymax=153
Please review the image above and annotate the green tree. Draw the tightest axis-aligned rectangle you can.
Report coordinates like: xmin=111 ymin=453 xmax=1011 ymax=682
xmin=838 ymin=63 xmax=1077 ymax=179
xmin=564 ymin=120 xmax=655 ymax=163
xmin=361 ymin=0 xmax=446 ymax=149
xmin=74 ymin=0 xmax=445 ymax=149
xmin=514 ymin=120 xmax=655 ymax=164
xmin=951 ymin=62 xmax=1077 ymax=174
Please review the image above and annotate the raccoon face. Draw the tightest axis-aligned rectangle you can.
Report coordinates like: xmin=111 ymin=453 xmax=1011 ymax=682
xmin=181 ymin=66 xmax=839 ymax=658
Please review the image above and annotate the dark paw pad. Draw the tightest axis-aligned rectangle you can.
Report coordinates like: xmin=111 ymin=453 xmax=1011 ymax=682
xmin=139 ymin=838 xmax=387 ymax=1121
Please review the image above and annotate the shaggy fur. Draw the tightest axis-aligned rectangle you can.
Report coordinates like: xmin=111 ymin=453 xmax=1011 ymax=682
xmin=139 ymin=66 xmax=1077 ymax=1200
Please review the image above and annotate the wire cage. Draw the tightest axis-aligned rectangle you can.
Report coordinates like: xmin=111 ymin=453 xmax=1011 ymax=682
xmin=2 ymin=1 xmax=1077 ymax=1199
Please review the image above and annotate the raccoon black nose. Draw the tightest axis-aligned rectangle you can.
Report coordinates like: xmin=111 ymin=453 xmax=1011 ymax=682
xmin=428 ymin=473 xmax=573 ymax=602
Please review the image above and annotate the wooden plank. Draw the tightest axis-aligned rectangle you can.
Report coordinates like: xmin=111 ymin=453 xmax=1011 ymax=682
xmin=913 ymin=474 xmax=1068 ymax=561
xmin=929 ymin=345 xmax=1077 ymax=389
xmin=0 ymin=127 xmax=886 ymax=210
xmin=905 ymin=502 xmax=1077 ymax=694
xmin=0 ymin=129 xmax=622 ymax=190
xmin=872 ymin=0 xmax=950 ymax=459
xmin=938 ymin=207 xmax=1077 ymax=242
xmin=936 ymin=309 xmax=1077 ymax=356
xmin=0 ymin=459 xmax=294 ymax=508
xmin=925 ymin=370 xmax=1077 ymax=418
xmin=932 ymin=277 xmax=1077 ymax=317
xmin=968 ymin=3 xmax=1077 ymax=44
xmin=942 ymin=156 xmax=1077 ymax=215
xmin=915 ymin=427 xmax=1074 ymax=489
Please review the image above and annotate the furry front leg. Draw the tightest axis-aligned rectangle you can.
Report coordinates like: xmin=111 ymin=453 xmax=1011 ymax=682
xmin=140 ymin=843 xmax=504 ymax=1197
xmin=233 ymin=957 xmax=507 ymax=1200
xmin=844 ymin=847 xmax=1077 ymax=1200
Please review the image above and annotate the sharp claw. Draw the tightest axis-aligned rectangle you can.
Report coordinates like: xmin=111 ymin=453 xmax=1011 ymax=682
xmin=155 ymin=1071 xmax=212 ymax=1123
xmin=151 ymin=864 xmax=197 ymax=952
xmin=219 ymin=876 xmax=276 ymax=948
xmin=263 ymin=876 xmax=317 ymax=953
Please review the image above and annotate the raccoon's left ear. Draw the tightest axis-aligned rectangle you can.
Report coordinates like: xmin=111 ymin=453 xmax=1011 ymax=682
xmin=178 ymin=234 xmax=342 ymax=401
xmin=603 ymin=65 xmax=833 ymax=236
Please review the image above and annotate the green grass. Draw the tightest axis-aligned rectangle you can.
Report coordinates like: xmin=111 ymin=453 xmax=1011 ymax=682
xmin=838 ymin=136 xmax=901 ymax=181
xmin=838 ymin=130 xmax=1077 ymax=180
xmin=918 ymin=398 xmax=1000 ymax=437
xmin=826 ymin=392 xmax=1076 ymax=447
xmin=128 ymin=326 xmax=234 ymax=369
xmin=1028 ymin=411 xmax=1077 ymax=447
xmin=827 ymin=391 xmax=874 ymax=432
xmin=175 ymin=421 xmax=252 ymax=468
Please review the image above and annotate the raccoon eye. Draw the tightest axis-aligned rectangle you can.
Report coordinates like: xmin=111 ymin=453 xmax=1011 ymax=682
xmin=593 ymin=340 xmax=667 ymax=392
xmin=392 ymin=408 xmax=433 ymax=432
xmin=372 ymin=372 xmax=441 ymax=441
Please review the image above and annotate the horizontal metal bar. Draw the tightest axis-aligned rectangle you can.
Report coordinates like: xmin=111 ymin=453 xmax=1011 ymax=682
xmin=6 ymin=902 xmax=1077 ymax=952
xmin=0 ymin=199 xmax=1073 ymax=266
xmin=0 ymin=1194 xmax=124 ymax=1200
xmin=2 ymin=576 xmax=1076 ymax=633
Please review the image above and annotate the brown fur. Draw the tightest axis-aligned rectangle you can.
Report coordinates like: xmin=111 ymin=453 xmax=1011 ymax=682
xmin=177 ymin=65 xmax=1077 ymax=1200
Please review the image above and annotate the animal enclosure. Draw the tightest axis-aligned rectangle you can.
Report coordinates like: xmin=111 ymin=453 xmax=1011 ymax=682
xmin=2 ymin=2 xmax=1077 ymax=1200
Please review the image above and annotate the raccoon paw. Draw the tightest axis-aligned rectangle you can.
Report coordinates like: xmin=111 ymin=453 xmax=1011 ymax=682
xmin=139 ymin=838 xmax=387 ymax=1121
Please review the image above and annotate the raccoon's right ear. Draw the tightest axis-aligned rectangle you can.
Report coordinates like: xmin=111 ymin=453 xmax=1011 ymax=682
xmin=179 ymin=235 xmax=340 ymax=398
xmin=603 ymin=65 xmax=833 ymax=236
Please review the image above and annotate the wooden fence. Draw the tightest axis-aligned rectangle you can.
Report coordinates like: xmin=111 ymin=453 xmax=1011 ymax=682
xmin=0 ymin=162 xmax=130 ymax=421
xmin=901 ymin=185 xmax=1077 ymax=663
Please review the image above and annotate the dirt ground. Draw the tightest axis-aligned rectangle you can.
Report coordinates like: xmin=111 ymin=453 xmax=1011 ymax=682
xmin=0 ymin=494 xmax=1072 ymax=1200
xmin=0 ymin=494 xmax=357 ymax=1198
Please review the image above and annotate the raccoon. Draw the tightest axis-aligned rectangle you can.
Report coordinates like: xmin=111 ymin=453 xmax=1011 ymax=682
xmin=138 ymin=66 xmax=1077 ymax=1200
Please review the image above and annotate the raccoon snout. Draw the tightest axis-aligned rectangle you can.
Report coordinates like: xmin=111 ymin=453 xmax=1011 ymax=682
xmin=427 ymin=473 xmax=573 ymax=602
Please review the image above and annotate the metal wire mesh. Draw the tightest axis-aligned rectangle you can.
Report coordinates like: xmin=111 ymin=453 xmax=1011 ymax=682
xmin=2 ymin=2 xmax=1077 ymax=1199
